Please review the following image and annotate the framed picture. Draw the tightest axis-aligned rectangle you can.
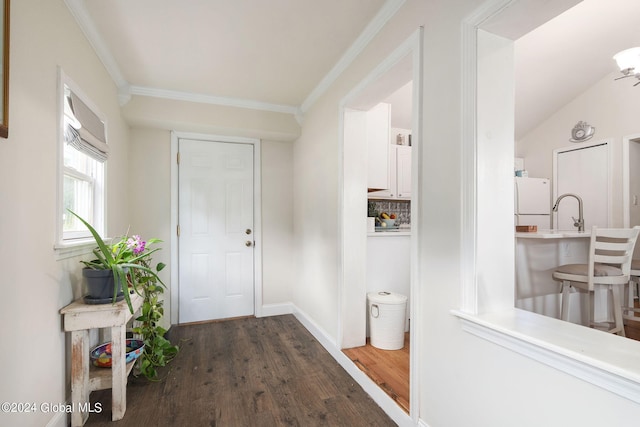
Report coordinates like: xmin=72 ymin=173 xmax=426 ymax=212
xmin=0 ymin=0 xmax=10 ymax=138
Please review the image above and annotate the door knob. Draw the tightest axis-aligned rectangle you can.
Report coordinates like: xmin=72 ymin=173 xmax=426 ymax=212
xmin=245 ymin=229 xmax=252 ymax=235
xmin=245 ymin=240 xmax=253 ymax=247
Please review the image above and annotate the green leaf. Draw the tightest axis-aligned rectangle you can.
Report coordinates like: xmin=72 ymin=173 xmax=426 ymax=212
xmin=67 ymin=209 xmax=114 ymax=266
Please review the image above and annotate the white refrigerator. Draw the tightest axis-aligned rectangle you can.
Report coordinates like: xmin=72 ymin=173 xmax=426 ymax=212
xmin=515 ymin=177 xmax=550 ymax=229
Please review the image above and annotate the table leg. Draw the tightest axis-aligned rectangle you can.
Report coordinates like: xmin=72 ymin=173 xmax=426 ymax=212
xmin=70 ymin=330 xmax=89 ymax=427
xmin=561 ymin=282 xmax=571 ymax=320
xmin=111 ymin=325 xmax=127 ymax=420
xmin=611 ymin=285 xmax=626 ymax=337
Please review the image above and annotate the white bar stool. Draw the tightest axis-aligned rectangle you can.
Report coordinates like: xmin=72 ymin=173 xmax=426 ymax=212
xmin=623 ymin=259 xmax=640 ymax=325
xmin=552 ymin=226 xmax=640 ymax=336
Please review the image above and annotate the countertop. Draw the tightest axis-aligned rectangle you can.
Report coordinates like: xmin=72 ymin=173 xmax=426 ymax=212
xmin=368 ymin=226 xmax=411 ymax=237
xmin=515 ymin=229 xmax=591 ymax=239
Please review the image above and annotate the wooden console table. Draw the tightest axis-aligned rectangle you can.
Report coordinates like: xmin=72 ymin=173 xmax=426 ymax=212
xmin=60 ymin=293 xmax=142 ymax=426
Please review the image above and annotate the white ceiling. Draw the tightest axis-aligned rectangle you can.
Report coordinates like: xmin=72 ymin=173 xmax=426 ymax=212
xmin=79 ymin=0 xmax=387 ymax=110
xmin=385 ymin=81 xmax=413 ymax=129
xmin=69 ymin=0 xmax=640 ymax=137
xmin=514 ymin=0 xmax=640 ymax=139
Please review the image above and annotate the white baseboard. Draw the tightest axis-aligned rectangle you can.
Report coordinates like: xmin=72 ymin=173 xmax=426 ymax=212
xmin=258 ymin=302 xmax=294 ymax=317
xmin=290 ymin=304 xmax=416 ymax=427
xmin=45 ymin=411 xmax=67 ymax=427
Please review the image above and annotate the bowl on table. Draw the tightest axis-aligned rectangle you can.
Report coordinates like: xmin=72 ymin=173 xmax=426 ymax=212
xmin=90 ymin=339 xmax=145 ymax=368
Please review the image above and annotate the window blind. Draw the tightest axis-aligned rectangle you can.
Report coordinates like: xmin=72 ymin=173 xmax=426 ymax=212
xmin=64 ymin=89 xmax=108 ymax=162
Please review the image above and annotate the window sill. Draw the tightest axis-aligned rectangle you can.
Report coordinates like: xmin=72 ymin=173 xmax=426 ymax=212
xmin=452 ymin=308 xmax=640 ymax=404
xmin=54 ymin=239 xmax=96 ymax=260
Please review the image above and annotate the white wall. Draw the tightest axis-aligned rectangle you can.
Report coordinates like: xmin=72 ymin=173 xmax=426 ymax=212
xmin=260 ymin=140 xmax=294 ymax=305
xmin=292 ymin=93 xmax=342 ymax=335
xmin=476 ymin=29 xmax=515 ymax=313
xmin=0 ymin=2 xmax=130 ymax=426
xmin=127 ymin=126 xmax=295 ymax=322
xmin=128 ymin=129 xmax=173 ymax=330
xmin=516 ymin=70 xmax=640 ymax=227
xmin=122 ymin=95 xmax=301 ymax=143
xmin=293 ymin=0 xmax=640 ymax=425
xmin=124 ymin=95 xmax=297 ymax=320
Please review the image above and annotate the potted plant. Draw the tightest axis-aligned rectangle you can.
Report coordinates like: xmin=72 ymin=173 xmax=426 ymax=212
xmin=70 ymin=210 xmax=179 ymax=380
xmin=69 ymin=209 xmax=164 ymax=314
xmin=129 ymin=253 xmax=179 ymax=380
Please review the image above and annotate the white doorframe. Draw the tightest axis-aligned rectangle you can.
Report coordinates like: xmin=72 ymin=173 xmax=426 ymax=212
xmin=552 ymin=139 xmax=612 ymax=229
xmin=622 ymin=133 xmax=640 ymax=228
xmin=338 ymin=28 xmax=423 ymax=423
xmin=170 ymin=131 xmax=263 ymax=324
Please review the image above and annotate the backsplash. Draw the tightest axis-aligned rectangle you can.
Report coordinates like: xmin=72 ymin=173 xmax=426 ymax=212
xmin=367 ymin=200 xmax=411 ymax=225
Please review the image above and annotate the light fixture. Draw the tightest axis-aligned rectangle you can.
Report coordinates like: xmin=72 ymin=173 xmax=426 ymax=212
xmin=613 ymin=47 xmax=640 ymax=86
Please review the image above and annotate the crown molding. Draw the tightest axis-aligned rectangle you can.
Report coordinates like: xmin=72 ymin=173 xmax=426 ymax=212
xmin=63 ymin=0 xmax=303 ymax=117
xmin=64 ymin=0 xmax=404 ymax=121
xmin=129 ymin=85 xmax=300 ymax=116
xmin=299 ymin=0 xmax=406 ymax=114
xmin=63 ymin=0 xmax=128 ymax=90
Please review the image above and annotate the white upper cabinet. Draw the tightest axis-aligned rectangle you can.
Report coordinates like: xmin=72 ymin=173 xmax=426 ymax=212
xmin=395 ymin=145 xmax=411 ymax=199
xmin=369 ymin=144 xmax=411 ymax=200
xmin=366 ymin=103 xmax=391 ymax=191
xmin=366 ymin=108 xmax=412 ymax=201
xmin=369 ymin=146 xmax=395 ymax=198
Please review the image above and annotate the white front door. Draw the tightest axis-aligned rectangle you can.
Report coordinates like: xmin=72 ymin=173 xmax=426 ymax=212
xmin=178 ymin=138 xmax=255 ymax=323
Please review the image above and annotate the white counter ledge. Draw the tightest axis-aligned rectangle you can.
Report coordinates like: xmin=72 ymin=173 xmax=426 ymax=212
xmin=515 ymin=229 xmax=591 ymax=239
xmin=367 ymin=229 xmax=411 ymax=237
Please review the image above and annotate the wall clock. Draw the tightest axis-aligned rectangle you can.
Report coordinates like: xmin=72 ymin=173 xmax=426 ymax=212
xmin=569 ymin=121 xmax=595 ymax=142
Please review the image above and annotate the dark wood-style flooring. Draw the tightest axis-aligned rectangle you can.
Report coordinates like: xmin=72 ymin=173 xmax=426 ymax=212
xmin=85 ymin=315 xmax=397 ymax=427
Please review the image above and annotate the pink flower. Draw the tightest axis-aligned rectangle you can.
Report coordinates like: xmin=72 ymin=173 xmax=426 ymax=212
xmin=127 ymin=235 xmax=146 ymax=255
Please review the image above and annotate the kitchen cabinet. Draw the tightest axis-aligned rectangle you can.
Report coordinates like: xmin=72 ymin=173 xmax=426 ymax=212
xmin=366 ymin=102 xmax=391 ymax=191
xmin=396 ymin=145 xmax=411 ymax=199
xmin=369 ymin=145 xmax=411 ymax=200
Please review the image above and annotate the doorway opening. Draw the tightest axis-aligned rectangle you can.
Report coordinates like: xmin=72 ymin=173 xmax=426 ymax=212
xmin=552 ymin=140 xmax=612 ymax=230
xmin=338 ymin=29 xmax=422 ymax=419
xmin=622 ymin=134 xmax=640 ymax=232
xmin=623 ymin=134 xmax=640 ymax=340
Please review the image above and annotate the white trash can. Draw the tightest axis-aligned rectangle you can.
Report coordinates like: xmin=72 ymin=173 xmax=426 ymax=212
xmin=367 ymin=291 xmax=407 ymax=350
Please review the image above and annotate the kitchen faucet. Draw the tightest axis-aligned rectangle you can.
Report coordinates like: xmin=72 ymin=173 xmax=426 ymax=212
xmin=552 ymin=193 xmax=584 ymax=231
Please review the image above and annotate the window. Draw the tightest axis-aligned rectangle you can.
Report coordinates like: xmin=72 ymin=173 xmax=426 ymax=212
xmin=56 ymin=71 xmax=107 ymax=249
